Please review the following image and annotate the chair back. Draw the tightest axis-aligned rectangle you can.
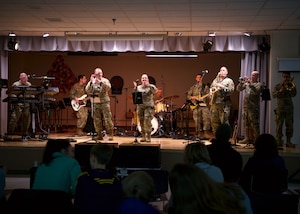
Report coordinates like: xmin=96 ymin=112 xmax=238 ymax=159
xmin=6 ymin=188 xmax=74 ymax=213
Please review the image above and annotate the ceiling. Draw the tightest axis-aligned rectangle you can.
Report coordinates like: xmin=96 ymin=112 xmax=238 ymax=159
xmin=0 ymin=0 xmax=300 ymax=37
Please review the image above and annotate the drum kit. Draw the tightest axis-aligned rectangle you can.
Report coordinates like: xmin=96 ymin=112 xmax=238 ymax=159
xmin=136 ymin=94 xmax=180 ymax=137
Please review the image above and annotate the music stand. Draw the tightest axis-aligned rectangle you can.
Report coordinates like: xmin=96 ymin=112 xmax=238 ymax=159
xmin=132 ymin=92 xmax=143 ymax=143
xmin=63 ymin=98 xmax=71 ymax=130
xmin=0 ymin=79 xmax=8 ymax=139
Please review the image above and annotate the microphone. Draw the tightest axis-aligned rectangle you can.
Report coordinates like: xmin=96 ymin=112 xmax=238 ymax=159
xmin=135 ymin=79 xmax=139 ymax=83
xmin=27 ymin=74 xmax=35 ymax=78
xmin=202 ymin=70 xmax=209 ymax=74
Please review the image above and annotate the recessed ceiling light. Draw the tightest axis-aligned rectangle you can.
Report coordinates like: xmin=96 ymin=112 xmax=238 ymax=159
xmin=43 ymin=33 xmax=50 ymax=38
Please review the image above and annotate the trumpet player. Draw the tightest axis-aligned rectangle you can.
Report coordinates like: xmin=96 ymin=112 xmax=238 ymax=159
xmin=85 ymin=68 xmax=114 ymax=141
xmin=210 ymin=66 xmax=235 ymax=133
xmin=133 ymin=74 xmax=158 ymax=142
xmin=272 ymin=71 xmax=297 ymax=148
xmin=236 ymin=71 xmax=262 ymax=144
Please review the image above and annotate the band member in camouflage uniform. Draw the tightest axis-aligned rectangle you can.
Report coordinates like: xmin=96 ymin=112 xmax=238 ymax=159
xmin=187 ymin=73 xmax=211 ymax=139
xmin=7 ymin=72 xmax=32 ymax=136
xmin=272 ymin=71 xmax=297 ymax=148
xmin=85 ymin=68 xmax=114 ymax=141
xmin=210 ymin=66 xmax=235 ymax=133
xmin=236 ymin=70 xmax=262 ymax=144
xmin=69 ymin=75 xmax=88 ymax=136
xmin=133 ymin=74 xmax=158 ymax=142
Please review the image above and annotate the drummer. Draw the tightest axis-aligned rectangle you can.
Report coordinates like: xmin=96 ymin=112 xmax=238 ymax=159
xmin=153 ymin=86 xmax=164 ymax=104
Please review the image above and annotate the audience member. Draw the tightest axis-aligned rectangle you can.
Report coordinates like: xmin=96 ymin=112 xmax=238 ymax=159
xmin=206 ymin=123 xmax=243 ymax=183
xmin=184 ymin=142 xmax=224 ymax=183
xmin=168 ymin=163 xmax=252 ymax=214
xmin=32 ymin=139 xmax=81 ymax=197
xmin=115 ymin=171 xmax=161 ymax=214
xmin=238 ymin=133 xmax=288 ymax=194
xmin=74 ymin=144 xmax=122 ymax=214
xmin=0 ymin=165 xmax=6 ymax=205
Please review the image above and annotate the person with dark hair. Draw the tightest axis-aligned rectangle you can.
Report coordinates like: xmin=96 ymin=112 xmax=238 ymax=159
xmin=74 ymin=144 xmax=122 ymax=214
xmin=168 ymin=163 xmax=252 ymax=214
xmin=238 ymin=133 xmax=288 ymax=194
xmin=32 ymin=139 xmax=81 ymax=197
xmin=187 ymin=74 xmax=211 ymax=139
xmin=69 ymin=74 xmax=88 ymax=136
xmin=133 ymin=74 xmax=158 ymax=142
xmin=115 ymin=171 xmax=160 ymax=214
xmin=206 ymin=123 xmax=243 ymax=183
xmin=184 ymin=142 xmax=223 ymax=182
xmin=272 ymin=71 xmax=297 ymax=148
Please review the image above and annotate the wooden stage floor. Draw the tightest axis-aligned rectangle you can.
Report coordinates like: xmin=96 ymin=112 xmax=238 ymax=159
xmin=1 ymin=131 xmax=300 ymax=181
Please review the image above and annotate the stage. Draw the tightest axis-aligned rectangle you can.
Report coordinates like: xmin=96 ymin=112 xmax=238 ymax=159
xmin=0 ymin=131 xmax=300 ymax=182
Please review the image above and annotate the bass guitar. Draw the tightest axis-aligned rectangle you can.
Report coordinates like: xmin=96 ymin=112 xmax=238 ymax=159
xmin=189 ymin=89 xmax=217 ymax=110
xmin=71 ymin=94 xmax=89 ymax=111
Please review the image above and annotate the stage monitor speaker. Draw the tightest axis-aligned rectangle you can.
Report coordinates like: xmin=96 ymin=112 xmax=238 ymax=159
xmin=117 ymin=143 xmax=161 ymax=168
xmin=74 ymin=143 xmax=119 ymax=171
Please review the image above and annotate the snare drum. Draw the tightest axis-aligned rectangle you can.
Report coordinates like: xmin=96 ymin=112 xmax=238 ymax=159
xmin=137 ymin=116 xmax=159 ymax=136
xmin=155 ymin=102 xmax=167 ymax=113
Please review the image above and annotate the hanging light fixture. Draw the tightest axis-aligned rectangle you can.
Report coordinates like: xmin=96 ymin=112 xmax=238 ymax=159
xmin=203 ymin=40 xmax=213 ymax=51
xmin=8 ymin=37 xmax=19 ymax=51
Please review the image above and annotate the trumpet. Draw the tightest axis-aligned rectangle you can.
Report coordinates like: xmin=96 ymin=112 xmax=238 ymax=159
xmin=281 ymin=76 xmax=295 ymax=91
xmin=238 ymin=76 xmax=250 ymax=83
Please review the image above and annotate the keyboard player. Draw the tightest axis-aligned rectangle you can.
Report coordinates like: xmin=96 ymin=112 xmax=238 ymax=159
xmin=6 ymin=72 xmax=32 ymax=137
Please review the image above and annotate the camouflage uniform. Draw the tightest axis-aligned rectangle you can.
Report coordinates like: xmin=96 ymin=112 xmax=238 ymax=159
xmin=85 ymin=77 xmax=114 ymax=140
xmin=187 ymin=83 xmax=211 ymax=137
xmin=69 ymin=82 xmax=88 ymax=134
xmin=8 ymin=80 xmax=32 ymax=135
xmin=236 ymin=81 xmax=262 ymax=142
xmin=272 ymin=81 xmax=297 ymax=146
xmin=210 ymin=77 xmax=235 ymax=133
xmin=133 ymin=84 xmax=158 ymax=142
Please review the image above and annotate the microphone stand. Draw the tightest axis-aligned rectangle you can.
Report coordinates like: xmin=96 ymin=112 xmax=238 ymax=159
xmin=89 ymin=83 xmax=97 ymax=143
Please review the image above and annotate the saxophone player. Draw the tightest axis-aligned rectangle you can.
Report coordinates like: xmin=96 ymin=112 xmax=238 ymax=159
xmin=236 ymin=71 xmax=262 ymax=144
xmin=272 ymin=71 xmax=297 ymax=148
xmin=210 ymin=66 xmax=235 ymax=134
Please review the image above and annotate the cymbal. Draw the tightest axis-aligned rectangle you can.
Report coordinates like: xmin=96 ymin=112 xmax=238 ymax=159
xmin=164 ymin=95 xmax=179 ymax=100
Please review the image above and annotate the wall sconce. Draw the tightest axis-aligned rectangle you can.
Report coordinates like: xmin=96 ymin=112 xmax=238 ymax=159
xmin=203 ymin=40 xmax=213 ymax=51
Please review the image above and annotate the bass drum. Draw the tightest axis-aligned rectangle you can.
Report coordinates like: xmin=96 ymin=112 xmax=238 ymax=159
xmin=137 ymin=116 xmax=159 ymax=136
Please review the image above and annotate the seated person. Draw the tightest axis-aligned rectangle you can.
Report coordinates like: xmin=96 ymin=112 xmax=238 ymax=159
xmin=207 ymin=123 xmax=243 ymax=183
xmin=32 ymin=139 xmax=81 ymax=197
xmin=184 ymin=142 xmax=224 ymax=183
xmin=74 ymin=144 xmax=122 ymax=214
xmin=238 ymin=133 xmax=288 ymax=194
xmin=115 ymin=171 xmax=161 ymax=214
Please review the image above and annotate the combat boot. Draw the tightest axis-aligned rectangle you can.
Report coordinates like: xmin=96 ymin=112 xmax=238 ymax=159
xmin=140 ymin=131 xmax=146 ymax=142
xmin=286 ymin=137 xmax=295 ymax=148
xmin=76 ymin=128 xmax=85 ymax=136
xmin=146 ymin=132 xmax=151 ymax=142
xmin=277 ymin=138 xmax=284 ymax=147
xmin=203 ymin=130 xmax=211 ymax=139
xmin=108 ymin=129 xmax=114 ymax=141
xmin=96 ymin=130 xmax=103 ymax=141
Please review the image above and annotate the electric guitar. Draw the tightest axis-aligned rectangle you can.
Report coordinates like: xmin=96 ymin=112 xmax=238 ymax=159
xmin=190 ymin=89 xmax=217 ymax=110
xmin=71 ymin=94 xmax=89 ymax=111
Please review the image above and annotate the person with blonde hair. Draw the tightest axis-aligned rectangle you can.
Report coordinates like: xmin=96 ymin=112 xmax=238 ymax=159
xmin=115 ymin=171 xmax=160 ymax=214
xmin=168 ymin=163 xmax=252 ymax=214
xmin=184 ymin=142 xmax=223 ymax=183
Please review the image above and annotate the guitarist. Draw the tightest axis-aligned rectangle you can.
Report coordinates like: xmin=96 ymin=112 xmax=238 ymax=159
xmin=69 ymin=74 xmax=88 ymax=136
xmin=187 ymin=73 xmax=211 ymax=140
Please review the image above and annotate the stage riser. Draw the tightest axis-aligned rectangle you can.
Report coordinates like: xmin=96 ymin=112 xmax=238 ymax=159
xmin=1 ymin=146 xmax=300 ymax=182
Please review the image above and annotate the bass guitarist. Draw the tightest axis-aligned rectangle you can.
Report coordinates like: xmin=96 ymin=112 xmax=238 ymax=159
xmin=187 ymin=73 xmax=211 ymax=139
xmin=69 ymin=74 xmax=88 ymax=136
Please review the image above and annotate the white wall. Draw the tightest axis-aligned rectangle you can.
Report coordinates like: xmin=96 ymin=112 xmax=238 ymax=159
xmin=269 ymin=30 xmax=300 ymax=145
